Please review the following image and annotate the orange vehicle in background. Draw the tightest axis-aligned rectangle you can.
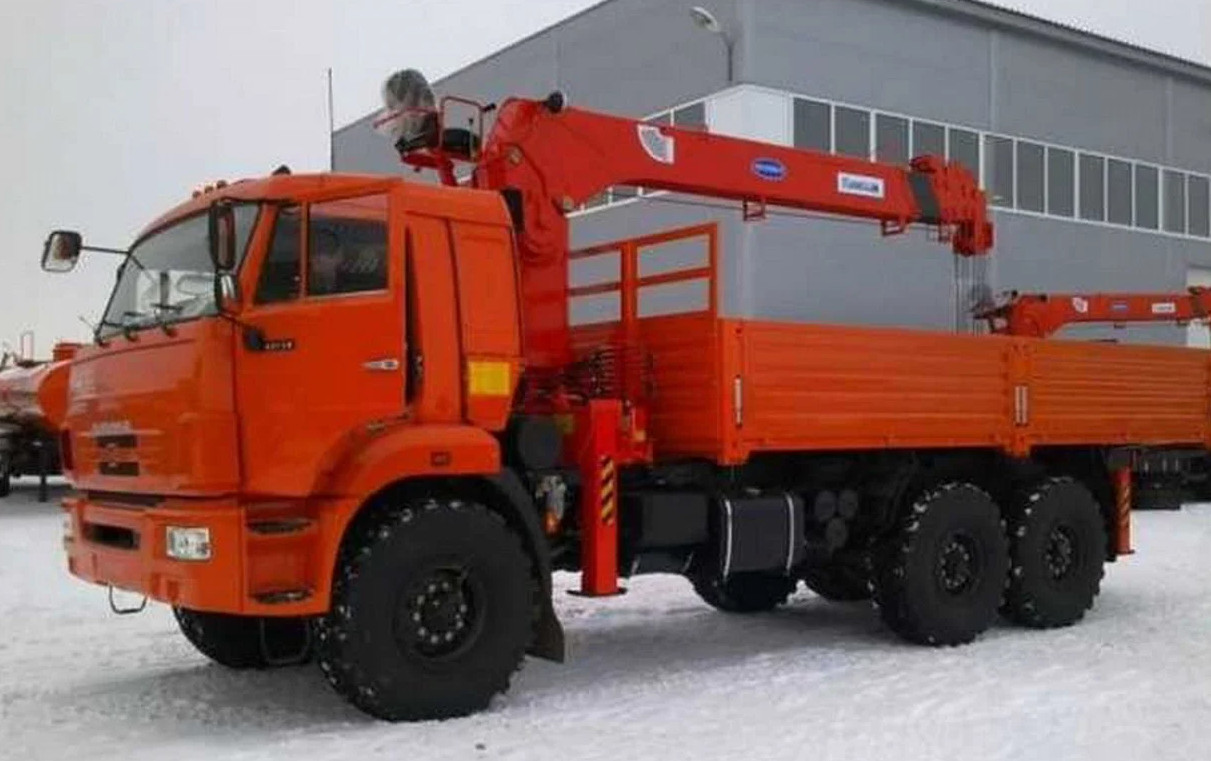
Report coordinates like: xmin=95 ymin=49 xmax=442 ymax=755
xmin=0 ymin=339 xmax=79 ymax=500
xmin=40 ymin=70 xmax=1211 ymax=721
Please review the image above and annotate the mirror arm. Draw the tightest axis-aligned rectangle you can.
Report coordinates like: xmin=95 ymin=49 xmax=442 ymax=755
xmin=81 ymin=245 xmax=129 ymax=256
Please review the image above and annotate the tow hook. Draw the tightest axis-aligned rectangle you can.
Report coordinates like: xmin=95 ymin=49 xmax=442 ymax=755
xmin=107 ymin=585 xmax=148 ymax=615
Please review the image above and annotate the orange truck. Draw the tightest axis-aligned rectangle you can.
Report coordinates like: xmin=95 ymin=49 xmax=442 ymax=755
xmin=40 ymin=71 xmax=1211 ymax=721
xmin=0 ymin=341 xmax=79 ymax=500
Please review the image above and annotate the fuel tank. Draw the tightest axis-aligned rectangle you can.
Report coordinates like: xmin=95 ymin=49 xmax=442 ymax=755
xmin=0 ymin=343 xmax=81 ymax=432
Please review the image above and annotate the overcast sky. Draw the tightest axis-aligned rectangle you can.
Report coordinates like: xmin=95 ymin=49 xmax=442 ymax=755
xmin=0 ymin=0 xmax=1206 ymax=354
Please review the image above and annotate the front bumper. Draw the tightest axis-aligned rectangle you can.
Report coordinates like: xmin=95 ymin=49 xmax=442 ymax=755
xmin=63 ymin=493 xmax=332 ymax=617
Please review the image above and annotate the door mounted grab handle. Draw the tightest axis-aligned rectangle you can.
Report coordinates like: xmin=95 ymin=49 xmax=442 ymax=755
xmin=363 ymin=358 xmax=401 ymax=372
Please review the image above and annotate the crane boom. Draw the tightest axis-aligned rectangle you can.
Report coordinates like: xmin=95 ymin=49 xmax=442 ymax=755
xmin=397 ymin=94 xmax=994 ymax=366
xmin=980 ymin=288 xmax=1211 ymax=338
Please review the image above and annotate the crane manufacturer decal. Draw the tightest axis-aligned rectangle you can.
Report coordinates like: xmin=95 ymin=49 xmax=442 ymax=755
xmin=752 ymin=158 xmax=787 ymax=181
xmin=637 ymin=125 xmax=675 ymax=164
xmin=837 ymin=173 xmax=886 ymax=199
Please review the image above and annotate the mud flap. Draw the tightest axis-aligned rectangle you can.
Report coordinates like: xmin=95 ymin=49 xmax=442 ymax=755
xmin=529 ymin=597 xmax=566 ymax=663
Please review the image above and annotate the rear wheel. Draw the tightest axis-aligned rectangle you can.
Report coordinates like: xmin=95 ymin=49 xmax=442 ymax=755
xmin=690 ymin=569 xmax=796 ymax=613
xmin=173 ymin=608 xmax=312 ymax=669
xmin=871 ymin=483 xmax=1008 ymax=646
xmin=802 ymin=561 xmax=870 ymax=602
xmin=1002 ymin=478 xmax=1106 ymax=628
xmin=315 ymin=497 xmax=535 ymax=721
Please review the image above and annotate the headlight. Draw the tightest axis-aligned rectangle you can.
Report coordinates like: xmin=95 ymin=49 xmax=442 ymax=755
xmin=166 ymin=526 xmax=212 ymax=561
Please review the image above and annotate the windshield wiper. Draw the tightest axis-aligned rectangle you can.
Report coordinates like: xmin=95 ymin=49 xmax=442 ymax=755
xmin=122 ymin=306 xmax=178 ymax=338
xmin=149 ymin=302 xmax=181 ymax=336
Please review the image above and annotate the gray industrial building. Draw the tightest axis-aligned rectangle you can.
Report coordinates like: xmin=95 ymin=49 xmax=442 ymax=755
xmin=334 ymin=0 xmax=1211 ymax=345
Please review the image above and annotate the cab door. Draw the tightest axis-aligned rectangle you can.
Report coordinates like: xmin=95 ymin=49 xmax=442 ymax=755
xmin=234 ymin=191 xmax=404 ymax=497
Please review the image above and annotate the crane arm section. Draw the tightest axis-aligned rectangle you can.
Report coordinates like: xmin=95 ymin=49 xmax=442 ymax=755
xmin=472 ymin=97 xmax=993 ymax=262
xmin=980 ymin=289 xmax=1211 ymax=338
xmin=399 ymin=95 xmax=993 ymax=368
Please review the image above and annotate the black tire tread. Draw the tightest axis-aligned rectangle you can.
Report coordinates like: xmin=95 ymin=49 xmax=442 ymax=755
xmin=173 ymin=607 xmax=311 ymax=669
xmin=1003 ymin=477 xmax=1106 ymax=628
xmin=871 ymin=482 xmax=1009 ymax=646
xmin=314 ymin=498 xmax=535 ymax=721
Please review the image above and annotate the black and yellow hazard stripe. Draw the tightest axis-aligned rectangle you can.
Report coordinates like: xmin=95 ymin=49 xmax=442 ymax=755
xmin=600 ymin=455 xmax=617 ymax=525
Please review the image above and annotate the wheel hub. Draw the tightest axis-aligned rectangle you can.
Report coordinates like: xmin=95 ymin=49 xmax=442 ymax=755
xmin=1044 ymin=525 xmax=1077 ymax=580
xmin=397 ymin=568 xmax=478 ymax=659
xmin=937 ymin=533 xmax=980 ymax=595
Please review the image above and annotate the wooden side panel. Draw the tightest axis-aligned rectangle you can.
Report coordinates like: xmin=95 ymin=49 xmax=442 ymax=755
xmin=1025 ymin=340 xmax=1210 ymax=446
xmin=731 ymin=320 xmax=1015 ymax=457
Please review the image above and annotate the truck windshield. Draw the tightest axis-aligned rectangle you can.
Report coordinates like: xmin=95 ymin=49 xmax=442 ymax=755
xmin=98 ymin=205 xmax=259 ymax=339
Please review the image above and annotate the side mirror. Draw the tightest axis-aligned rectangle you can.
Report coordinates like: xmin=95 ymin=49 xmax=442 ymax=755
xmin=208 ymin=202 xmax=237 ymax=271
xmin=42 ymin=230 xmax=82 ymax=273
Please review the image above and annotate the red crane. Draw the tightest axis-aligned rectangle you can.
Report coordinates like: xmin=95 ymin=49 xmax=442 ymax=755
xmin=386 ymin=92 xmax=994 ymax=368
xmin=980 ymin=288 xmax=1211 ymax=338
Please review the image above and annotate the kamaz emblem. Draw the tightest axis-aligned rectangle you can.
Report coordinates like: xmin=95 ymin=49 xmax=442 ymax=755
xmin=752 ymin=158 xmax=787 ymax=181
xmin=837 ymin=173 xmax=886 ymax=199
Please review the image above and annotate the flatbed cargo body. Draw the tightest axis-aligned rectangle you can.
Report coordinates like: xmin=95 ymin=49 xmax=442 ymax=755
xmin=574 ymin=315 xmax=1211 ymax=462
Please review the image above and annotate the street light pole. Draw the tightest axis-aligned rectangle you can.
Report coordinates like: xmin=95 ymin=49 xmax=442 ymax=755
xmin=689 ymin=6 xmax=735 ymax=85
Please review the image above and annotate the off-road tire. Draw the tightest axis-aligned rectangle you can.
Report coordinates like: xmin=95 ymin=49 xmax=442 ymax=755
xmin=315 ymin=498 xmax=534 ymax=721
xmin=871 ymin=483 xmax=1009 ymax=646
xmin=173 ymin=607 xmax=312 ymax=669
xmin=1002 ymin=477 xmax=1106 ymax=628
xmin=690 ymin=570 xmax=797 ymax=613
xmin=802 ymin=561 xmax=871 ymax=602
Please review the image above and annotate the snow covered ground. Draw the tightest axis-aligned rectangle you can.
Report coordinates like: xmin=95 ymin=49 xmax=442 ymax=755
xmin=3 ymin=477 xmax=1211 ymax=761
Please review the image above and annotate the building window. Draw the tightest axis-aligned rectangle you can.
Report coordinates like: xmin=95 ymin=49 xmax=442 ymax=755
xmin=1107 ymin=159 xmax=1133 ymax=225
xmin=948 ymin=128 xmax=980 ymax=181
xmin=912 ymin=121 xmax=945 ymax=159
xmin=646 ymin=112 xmax=671 ymax=126
xmin=1016 ymin=141 xmax=1045 ymax=213
xmin=1047 ymin=147 xmax=1075 ymax=218
xmin=612 ymin=186 xmax=639 ymax=200
xmin=985 ymin=136 xmax=1014 ymax=208
xmin=875 ymin=114 xmax=909 ymax=165
xmin=835 ymin=106 xmax=871 ymax=159
xmin=1164 ymin=170 xmax=1187 ymax=234
xmin=673 ymin=102 xmax=706 ymax=130
xmin=793 ymin=98 xmax=831 ymax=152
xmin=1079 ymin=154 xmax=1105 ymax=222
xmin=1135 ymin=164 xmax=1159 ymax=230
xmin=583 ymin=191 xmax=609 ymax=210
xmin=1190 ymin=175 xmax=1210 ymax=238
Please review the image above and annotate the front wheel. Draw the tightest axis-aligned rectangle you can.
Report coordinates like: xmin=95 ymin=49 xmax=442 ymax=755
xmin=315 ymin=498 xmax=535 ymax=722
xmin=173 ymin=608 xmax=312 ymax=669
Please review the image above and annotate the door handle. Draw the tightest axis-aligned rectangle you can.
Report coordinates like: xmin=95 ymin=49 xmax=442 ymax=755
xmin=363 ymin=358 xmax=401 ymax=372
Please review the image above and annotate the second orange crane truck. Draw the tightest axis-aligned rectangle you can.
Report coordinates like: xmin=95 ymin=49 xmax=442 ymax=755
xmin=42 ymin=70 xmax=1211 ymax=721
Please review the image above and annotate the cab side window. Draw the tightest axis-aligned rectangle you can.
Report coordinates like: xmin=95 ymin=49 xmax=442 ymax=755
xmin=308 ymin=196 xmax=389 ymax=297
xmin=254 ymin=205 xmax=302 ymax=304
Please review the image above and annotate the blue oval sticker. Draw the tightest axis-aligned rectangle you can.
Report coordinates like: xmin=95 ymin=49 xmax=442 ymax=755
xmin=752 ymin=158 xmax=787 ymax=181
